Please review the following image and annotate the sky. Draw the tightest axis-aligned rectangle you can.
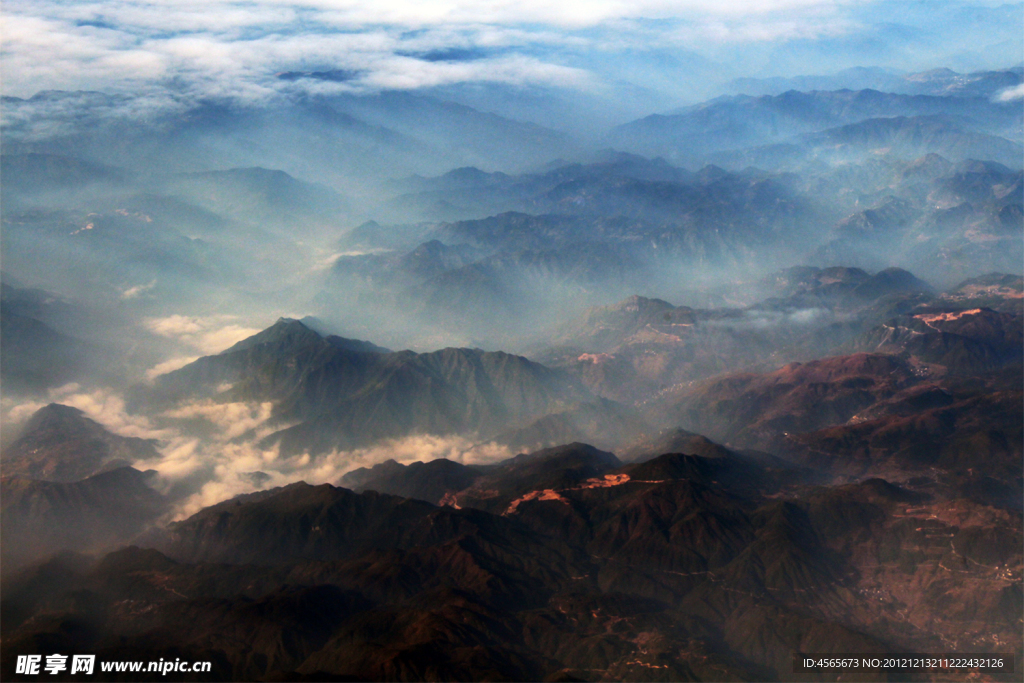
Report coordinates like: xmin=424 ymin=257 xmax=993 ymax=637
xmin=3 ymin=0 xmax=1022 ymax=108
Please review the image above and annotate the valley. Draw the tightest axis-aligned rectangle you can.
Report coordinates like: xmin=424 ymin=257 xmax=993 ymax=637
xmin=1 ymin=6 xmax=1021 ymax=680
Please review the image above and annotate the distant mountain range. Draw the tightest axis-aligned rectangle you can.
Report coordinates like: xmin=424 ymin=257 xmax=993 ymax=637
xmin=529 ymin=266 xmax=938 ymax=403
xmin=330 ymin=153 xmax=1019 ymax=348
xmin=811 ymin=159 xmax=1023 ymax=282
xmin=1 ymin=90 xmax=579 ymax=181
xmin=727 ymin=66 xmax=1023 ymax=99
xmin=609 ymin=88 xmax=1022 ymax=165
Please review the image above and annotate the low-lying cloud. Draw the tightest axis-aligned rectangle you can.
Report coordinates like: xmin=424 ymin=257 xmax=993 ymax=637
xmin=4 ymin=382 xmax=515 ymax=522
xmin=163 ymin=400 xmax=275 ymax=440
xmin=995 ymin=83 xmax=1024 ymax=102
xmin=165 ymin=432 xmax=515 ymax=519
xmin=145 ymin=356 xmax=201 ymax=380
xmin=8 ymin=384 xmax=175 ymax=440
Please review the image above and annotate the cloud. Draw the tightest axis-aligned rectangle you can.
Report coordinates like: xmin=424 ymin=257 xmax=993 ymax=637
xmin=144 ymin=314 xmax=261 ymax=354
xmin=9 ymin=0 xmax=1018 ymax=120
xmin=52 ymin=385 xmax=175 ymax=439
xmin=2 ymin=384 xmax=173 ymax=440
xmin=358 ymin=54 xmax=591 ymax=90
xmin=280 ymin=1 xmax=864 ymax=27
xmin=671 ymin=15 xmax=858 ymax=43
xmin=0 ymin=372 xmax=505 ymax=524
xmin=145 ymin=315 xmax=204 ymax=336
xmin=3 ymin=383 xmax=511 ymax=521
xmin=164 ymin=431 xmax=515 ymax=519
xmin=995 ymin=83 xmax=1024 ymax=102
xmin=120 ymin=280 xmax=158 ymax=299
xmin=0 ymin=0 xmax=871 ymax=102
xmin=145 ymin=356 xmax=201 ymax=380
xmin=163 ymin=400 xmax=275 ymax=440
xmin=197 ymin=325 xmax=264 ymax=354
xmin=3 ymin=397 xmax=51 ymax=425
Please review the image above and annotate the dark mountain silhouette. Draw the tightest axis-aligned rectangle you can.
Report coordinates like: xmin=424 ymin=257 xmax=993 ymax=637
xmin=453 ymin=443 xmax=622 ymax=514
xmin=787 ymin=384 xmax=1023 ymax=509
xmin=158 ymin=483 xmax=439 ymax=565
xmin=340 ymin=458 xmax=482 ymax=505
xmin=4 ymin=430 xmax=1017 ymax=681
xmin=620 ymin=427 xmax=744 ymax=462
xmin=147 ymin=319 xmax=595 ymax=454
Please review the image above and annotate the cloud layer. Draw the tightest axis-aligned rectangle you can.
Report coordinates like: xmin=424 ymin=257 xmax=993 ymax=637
xmin=4 ymin=0 xmax=1020 ymax=127
xmin=1 ymin=0 xmax=874 ymax=101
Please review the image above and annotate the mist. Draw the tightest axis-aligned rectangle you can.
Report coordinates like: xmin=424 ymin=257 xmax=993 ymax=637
xmin=1 ymin=2 xmax=1022 ymax=678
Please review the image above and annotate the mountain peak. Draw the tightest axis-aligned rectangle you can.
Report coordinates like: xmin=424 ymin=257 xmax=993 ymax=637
xmin=221 ymin=318 xmax=323 ymax=355
xmin=27 ymin=401 xmax=84 ymax=419
xmin=442 ymin=166 xmax=490 ymax=181
xmin=853 ymin=267 xmax=934 ymax=299
xmin=6 ymin=404 xmax=159 ymax=483
xmin=507 ymin=441 xmax=620 ymax=469
xmin=621 ymin=428 xmax=734 ymax=463
xmin=219 ymin=318 xmax=390 ymax=358
xmin=695 ymin=164 xmax=729 ymax=183
xmin=616 ymin=294 xmax=675 ymax=312
xmin=17 ymin=403 xmax=93 ymax=438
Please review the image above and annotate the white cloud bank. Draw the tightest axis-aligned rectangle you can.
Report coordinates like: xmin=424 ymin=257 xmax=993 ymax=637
xmin=1 ymin=0 xmax=870 ymax=100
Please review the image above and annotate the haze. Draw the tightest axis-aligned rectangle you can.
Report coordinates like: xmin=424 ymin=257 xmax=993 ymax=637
xmin=1 ymin=1 xmax=1021 ymax=681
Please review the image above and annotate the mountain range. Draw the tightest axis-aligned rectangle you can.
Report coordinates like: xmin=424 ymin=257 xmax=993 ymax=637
xmin=727 ymin=66 xmax=1023 ymax=99
xmin=1 ymin=52 xmax=1021 ymax=683
xmin=144 ymin=318 xmax=599 ymax=455
xmin=609 ymin=88 xmax=1022 ymax=164
xmin=3 ymin=431 xmax=1018 ymax=680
